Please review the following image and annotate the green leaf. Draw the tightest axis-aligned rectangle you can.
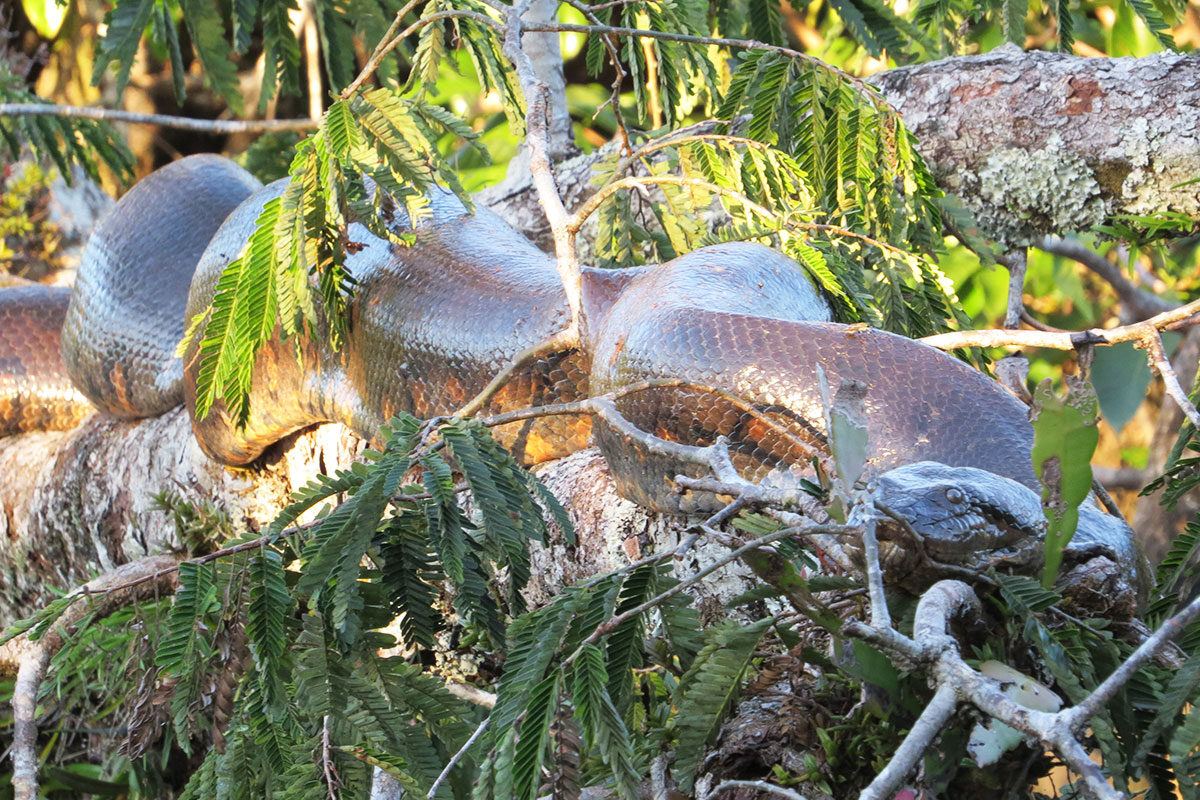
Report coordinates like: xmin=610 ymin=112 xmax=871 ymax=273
xmin=152 ymin=1 xmax=187 ymax=105
xmin=178 ymin=0 xmax=243 ymax=114
xmin=568 ymin=645 xmax=640 ymax=799
xmin=1054 ymin=0 xmax=1075 ymax=50
xmin=1125 ymin=0 xmax=1177 ymax=49
xmin=512 ymin=673 xmax=561 ymax=800
xmin=92 ymin=0 xmax=156 ymax=94
xmin=247 ymin=547 xmax=292 ymax=714
xmin=157 ymin=561 xmax=219 ymax=674
xmin=259 ymin=0 xmax=301 ymax=110
xmin=380 ymin=512 xmax=445 ymax=650
xmin=1092 ymin=342 xmax=1153 ymax=434
xmin=674 ymin=619 xmax=773 ymax=790
xmin=1132 ymin=652 xmax=1200 ymax=770
xmin=1002 ymin=0 xmax=1028 ymax=44
xmin=1031 ymin=376 xmax=1100 ymax=588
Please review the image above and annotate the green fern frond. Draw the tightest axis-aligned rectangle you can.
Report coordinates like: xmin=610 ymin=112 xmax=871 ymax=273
xmin=673 ymin=618 xmax=773 ymax=790
xmin=568 ymin=644 xmax=641 ymax=799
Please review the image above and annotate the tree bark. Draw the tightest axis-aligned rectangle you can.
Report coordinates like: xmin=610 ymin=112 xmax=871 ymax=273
xmin=870 ymin=45 xmax=1200 ymax=244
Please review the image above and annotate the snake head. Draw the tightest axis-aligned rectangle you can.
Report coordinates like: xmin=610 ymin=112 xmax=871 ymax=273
xmin=870 ymin=462 xmax=1046 ymax=577
xmin=868 ymin=462 xmax=1142 ymax=599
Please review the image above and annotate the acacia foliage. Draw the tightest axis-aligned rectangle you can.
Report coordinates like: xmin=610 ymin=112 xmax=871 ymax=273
xmin=174 ymin=0 xmax=974 ymax=424
xmin=0 ymin=66 xmax=134 ymax=184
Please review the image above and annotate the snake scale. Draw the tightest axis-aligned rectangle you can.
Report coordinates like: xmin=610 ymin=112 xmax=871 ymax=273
xmin=0 ymin=155 xmax=1139 ymax=582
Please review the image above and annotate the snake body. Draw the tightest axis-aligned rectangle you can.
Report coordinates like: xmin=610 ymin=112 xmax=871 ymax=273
xmin=0 ymin=155 xmax=1136 ymax=578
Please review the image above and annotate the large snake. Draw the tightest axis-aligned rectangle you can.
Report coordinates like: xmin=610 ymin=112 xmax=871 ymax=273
xmin=0 ymin=155 xmax=1139 ymax=582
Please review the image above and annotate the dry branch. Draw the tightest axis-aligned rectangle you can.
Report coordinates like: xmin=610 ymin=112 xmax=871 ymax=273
xmin=4 ymin=555 xmax=180 ymax=800
xmin=0 ymin=104 xmax=318 ymax=133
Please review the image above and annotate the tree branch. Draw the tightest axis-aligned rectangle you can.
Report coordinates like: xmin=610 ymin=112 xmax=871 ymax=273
xmin=5 ymin=555 xmax=180 ymax=800
xmin=0 ymin=104 xmax=318 ymax=133
xmin=920 ymin=296 xmax=1200 ymax=351
xmin=871 ymin=47 xmax=1200 ymax=244
xmin=1038 ymin=237 xmax=1174 ymax=322
xmin=860 ymin=683 xmax=958 ymax=800
xmin=499 ymin=1 xmax=585 ymax=340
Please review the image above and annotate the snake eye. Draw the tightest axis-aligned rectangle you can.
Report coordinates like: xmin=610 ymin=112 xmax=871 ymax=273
xmin=944 ymin=487 xmax=966 ymax=504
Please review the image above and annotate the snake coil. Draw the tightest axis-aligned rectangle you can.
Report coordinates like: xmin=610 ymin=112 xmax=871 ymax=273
xmin=0 ymin=155 xmax=1139 ymax=581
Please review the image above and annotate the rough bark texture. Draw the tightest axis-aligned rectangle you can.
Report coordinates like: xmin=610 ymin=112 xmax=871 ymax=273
xmin=0 ymin=411 xmax=365 ymax=622
xmin=871 ymin=45 xmax=1200 ymax=244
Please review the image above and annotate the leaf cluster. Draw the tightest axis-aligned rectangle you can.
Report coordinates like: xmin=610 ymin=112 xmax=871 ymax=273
xmin=0 ymin=66 xmax=134 ymax=186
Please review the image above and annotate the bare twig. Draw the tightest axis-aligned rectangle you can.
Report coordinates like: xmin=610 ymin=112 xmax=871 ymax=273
xmin=1003 ymin=249 xmax=1027 ymax=330
xmin=341 ymin=0 xmax=423 ymax=97
xmin=1038 ymin=237 xmax=1174 ymax=321
xmin=427 ymin=717 xmax=490 ymax=799
xmin=706 ymin=780 xmax=811 ymax=800
xmin=919 ymin=297 xmax=1200 ymax=351
xmin=499 ymin=0 xmax=585 ymax=335
xmin=521 ymin=21 xmax=885 ymax=110
xmin=1062 ymin=589 xmax=1200 ymax=734
xmin=558 ymin=0 xmax=630 ymax=152
xmin=322 ymin=714 xmax=339 ymax=799
xmin=650 ymin=753 xmax=669 ymax=800
xmin=0 ymin=104 xmax=318 ymax=132
xmin=453 ymin=326 xmax=577 ymax=418
xmin=861 ymin=515 xmax=891 ymax=630
xmin=1139 ymin=331 xmax=1200 ymax=429
xmin=445 ymin=682 xmax=497 ymax=709
xmin=860 ymin=683 xmax=958 ymax=800
xmin=341 ymin=8 xmax=502 ymax=99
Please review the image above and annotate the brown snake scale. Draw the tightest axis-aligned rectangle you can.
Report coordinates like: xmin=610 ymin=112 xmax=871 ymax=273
xmin=1 ymin=154 xmax=1042 ymax=515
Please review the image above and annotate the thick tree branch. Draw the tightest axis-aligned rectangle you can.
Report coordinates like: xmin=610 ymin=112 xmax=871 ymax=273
xmin=872 ymin=46 xmax=1200 ymax=244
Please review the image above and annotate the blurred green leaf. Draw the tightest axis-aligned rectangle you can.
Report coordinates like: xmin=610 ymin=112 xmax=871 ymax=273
xmin=1092 ymin=342 xmax=1152 ymax=433
xmin=1031 ymin=376 xmax=1099 ymax=588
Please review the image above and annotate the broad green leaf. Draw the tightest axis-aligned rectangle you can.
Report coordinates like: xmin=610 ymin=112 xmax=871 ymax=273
xmin=1092 ymin=342 xmax=1153 ymax=434
xmin=1031 ymin=376 xmax=1099 ymax=588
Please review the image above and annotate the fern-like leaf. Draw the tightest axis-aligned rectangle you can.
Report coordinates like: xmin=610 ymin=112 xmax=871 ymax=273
xmin=673 ymin=618 xmax=773 ymax=790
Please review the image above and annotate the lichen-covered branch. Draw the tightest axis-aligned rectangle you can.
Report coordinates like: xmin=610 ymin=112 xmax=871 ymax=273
xmin=872 ymin=45 xmax=1200 ymax=244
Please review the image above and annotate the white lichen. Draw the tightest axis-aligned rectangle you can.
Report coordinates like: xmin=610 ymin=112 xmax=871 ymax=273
xmin=973 ymin=133 xmax=1110 ymax=244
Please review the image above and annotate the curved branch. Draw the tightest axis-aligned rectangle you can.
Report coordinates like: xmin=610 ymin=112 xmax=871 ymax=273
xmin=4 ymin=555 xmax=180 ymax=800
xmin=0 ymin=104 xmax=318 ymax=133
xmin=1038 ymin=237 xmax=1174 ymax=321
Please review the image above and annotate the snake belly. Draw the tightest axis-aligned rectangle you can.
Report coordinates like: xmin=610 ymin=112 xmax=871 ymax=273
xmin=3 ymin=155 xmax=1039 ymax=520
